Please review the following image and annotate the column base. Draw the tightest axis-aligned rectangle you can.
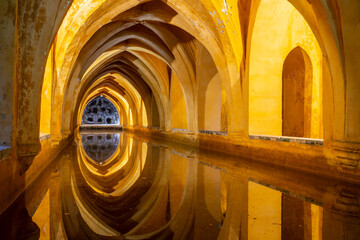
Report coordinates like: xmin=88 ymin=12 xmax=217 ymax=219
xmin=332 ymin=140 xmax=360 ymax=170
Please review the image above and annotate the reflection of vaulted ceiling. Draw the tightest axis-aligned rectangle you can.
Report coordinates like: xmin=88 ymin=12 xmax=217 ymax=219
xmin=68 ymin=133 xmax=196 ymax=238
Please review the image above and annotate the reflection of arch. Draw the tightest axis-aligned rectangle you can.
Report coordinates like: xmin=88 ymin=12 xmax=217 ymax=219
xmin=282 ymin=47 xmax=313 ymax=138
xmin=81 ymin=133 xmax=120 ymax=163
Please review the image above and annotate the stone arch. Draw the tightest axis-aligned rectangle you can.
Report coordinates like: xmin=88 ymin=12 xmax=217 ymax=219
xmin=76 ymin=86 xmax=137 ymax=130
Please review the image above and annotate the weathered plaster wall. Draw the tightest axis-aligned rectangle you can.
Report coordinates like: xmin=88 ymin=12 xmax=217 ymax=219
xmin=0 ymin=0 xmax=15 ymax=146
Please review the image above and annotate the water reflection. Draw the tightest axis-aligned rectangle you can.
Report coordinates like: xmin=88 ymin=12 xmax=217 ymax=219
xmin=2 ymin=132 xmax=360 ymax=239
xmin=81 ymin=133 xmax=120 ymax=163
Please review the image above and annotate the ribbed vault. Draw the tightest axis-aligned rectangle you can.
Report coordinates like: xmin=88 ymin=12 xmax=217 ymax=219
xmin=47 ymin=0 xmax=238 ymax=142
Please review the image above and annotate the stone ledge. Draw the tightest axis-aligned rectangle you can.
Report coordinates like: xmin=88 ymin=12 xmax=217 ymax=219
xmin=79 ymin=124 xmax=123 ymax=131
xmin=39 ymin=134 xmax=51 ymax=141
xmin=199 ymin=130 xmax=227 ymax=136
xmin=250 ymin=134 xmax=323 ymax=146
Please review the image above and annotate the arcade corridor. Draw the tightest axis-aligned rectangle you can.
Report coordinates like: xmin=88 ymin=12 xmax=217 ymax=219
xmin=0 ymin=0 xmax=360 ymax=239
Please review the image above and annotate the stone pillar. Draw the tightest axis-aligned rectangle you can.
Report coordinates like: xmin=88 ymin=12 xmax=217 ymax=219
xmin=329 ymin=0 xmax=360 ymax=171
xmin=14 ymin=0 xmax=70 ymax=173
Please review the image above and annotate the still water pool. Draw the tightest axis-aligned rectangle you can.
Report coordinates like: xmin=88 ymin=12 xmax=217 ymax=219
xmin=1 ymin=131 xmax=359 ymax=239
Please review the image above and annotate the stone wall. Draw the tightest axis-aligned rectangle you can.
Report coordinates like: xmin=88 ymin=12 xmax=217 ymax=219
xmin=0 ymin=0 xmax=15 ymax=146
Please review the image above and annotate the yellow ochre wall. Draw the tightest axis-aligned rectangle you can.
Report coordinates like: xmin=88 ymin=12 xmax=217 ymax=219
xmin=249 ymin=0 xmax=322 ymax=138
xmin=197 ymin=44 xmax=222 ymax=132
xmin=171 ymin=73 xmax=187 ymax=130
xmin=40 ymin=46 xmax=53 ymax=135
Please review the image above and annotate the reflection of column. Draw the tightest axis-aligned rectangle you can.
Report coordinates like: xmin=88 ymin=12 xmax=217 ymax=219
xmin=126 ymin=146 xmax=170 ymax=235
xmin=169 ymin=154 xmax=187 ymax=216
xmin=281 ymin=194 xmax=311 ymax=240
xmin=248 ymin=181 xmax=281 ymax=240
xmin=218 ymin=174 xmax=248 ymax=240
xmin=323 ymin=190 xmax=360 ymax=240
xmin=194 ymin=163 xmax=222 ymax=239
xmin=50 ymin=164 xmax=67 ymax=239
xmin=169 ymin=155 xmax=197 ymax=239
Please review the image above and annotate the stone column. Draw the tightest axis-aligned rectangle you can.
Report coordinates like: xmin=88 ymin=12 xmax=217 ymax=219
xmin=14 ymin=0 xmax=70 ymax=173
xmin=329 ymin=0 xmax=360 ymax=171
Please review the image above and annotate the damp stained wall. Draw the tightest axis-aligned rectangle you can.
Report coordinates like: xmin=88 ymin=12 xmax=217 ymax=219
xmin=0 ymin=0 xmax=15 ymax=146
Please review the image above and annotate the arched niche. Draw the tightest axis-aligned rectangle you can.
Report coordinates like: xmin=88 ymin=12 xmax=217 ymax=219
xmin=248 ymin=0 xmax=323 ymax=138
xmin=282 ymin=47 xmax=313 ymax=138
xmin=81 ymin=96 xmax=120 ymax=125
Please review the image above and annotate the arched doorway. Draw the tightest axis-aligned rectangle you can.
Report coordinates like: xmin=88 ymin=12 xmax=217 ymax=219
xmin=282 ymin=47 xmax=313 ymax=138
